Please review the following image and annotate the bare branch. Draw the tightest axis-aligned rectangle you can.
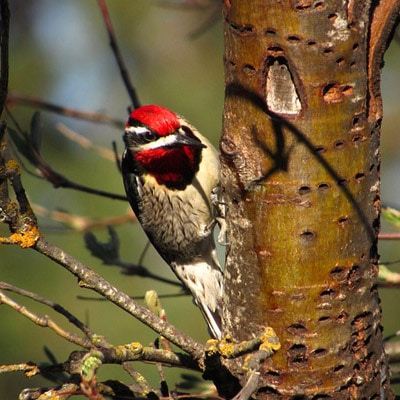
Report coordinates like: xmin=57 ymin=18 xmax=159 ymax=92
xmin=6 ymin=111 xmax=127 ymax=201
xmin=379 ymin=233 xmax=400 ymax=240
xmin=0 ymin=0 xmax=9 ymax=113
xmin=35 ymin=237 xmax=204 ymax=360
xmin=56 ymin=123 xmax=116 ymax=162
xmin=0 ymin=362 xmax=40 ymax=378
xmin=0 ymin=130 xmax=204 ymax=361
xmin=97 ymin=0 xmax=140 ymax=110
xmin=7 ymin=93 xmax=124 ymax=128
xmin=122 ymin=363 xmax=154 ymax=396
xmin=0 ymin=289 xmax=93 ymax=349
xmin=0 ymin=281 xmax=107 ymax=347
xmin=32 ymin=203 xmax=135 ymax=232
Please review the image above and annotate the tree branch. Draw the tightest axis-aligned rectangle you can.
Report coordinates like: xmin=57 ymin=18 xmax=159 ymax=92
xmin=34 ymin=237 xmax=204 ymax=360
xmin=6 ymin=110 xmax=127 ymax=201
xmin=6 ymin=94 xmax=124 ymax=128
xmin=0 ymin=0 xmax=9 ymax=113
xmin=0 ymin=289 xmax=93 ymax=349
xmin=0 ymin=129 xmax=205 ymax=362
xmin=0 ymin=281 xmax=106 ymax=347
xmin=97 ymin=0 xmax=140 ymax=110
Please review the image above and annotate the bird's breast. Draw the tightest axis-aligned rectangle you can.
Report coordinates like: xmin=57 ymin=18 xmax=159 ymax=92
xmin=137 ymin=175 xmax=213 ymax=263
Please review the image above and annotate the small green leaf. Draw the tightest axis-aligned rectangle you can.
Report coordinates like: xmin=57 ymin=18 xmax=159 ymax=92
xmin=81 ymin=350 xmax=104 ymax=381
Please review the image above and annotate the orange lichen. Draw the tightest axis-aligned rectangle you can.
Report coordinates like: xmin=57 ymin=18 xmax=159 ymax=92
xmin=8 ymin=225 xmax=41 ymax=248
xmin=259 ymin=327 xmax=281 ymax=352
xmin=6 ymin=159 xmax=21 ymax=173
xmin=205 ymin=338 xmax=220 ymax=356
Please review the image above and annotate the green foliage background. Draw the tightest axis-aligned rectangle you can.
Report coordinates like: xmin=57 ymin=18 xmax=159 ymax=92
xmin=0 ymin=1 xmax=399 ymax=398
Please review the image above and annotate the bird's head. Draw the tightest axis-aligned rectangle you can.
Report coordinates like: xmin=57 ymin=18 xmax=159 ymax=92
xmin=123 ymin=105 xmax=206 ymax=189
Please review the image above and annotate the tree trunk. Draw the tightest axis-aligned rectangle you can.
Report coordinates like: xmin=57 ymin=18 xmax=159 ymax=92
xmin=218 ymin=1 xmax=398 ymax=398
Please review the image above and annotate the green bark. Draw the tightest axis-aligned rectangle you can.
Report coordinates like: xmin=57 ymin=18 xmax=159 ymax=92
xmin=218 ymin=1 xmax=397 ymax=398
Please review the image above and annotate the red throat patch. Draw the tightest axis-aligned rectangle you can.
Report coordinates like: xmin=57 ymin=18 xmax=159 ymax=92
xmin=135 ymin=145 xmax=201 ymax=189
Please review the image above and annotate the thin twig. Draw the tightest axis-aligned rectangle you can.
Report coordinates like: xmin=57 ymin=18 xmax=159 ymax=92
xmin=379 ymin=258 xmax=400 ymax=266
xmin=7 ymin=93 xmax=124 ymax=128
xmin=385 ymin=340 xmax=400 ymax=364
xmin=205 ymin=327 xmax=280 ymax=360
xmin=33 ymin=203 xmax=135 ymax=232
xmin=0 ymin=362 xmax=40 ymax=377
xmin=0 ymin=289 xmax=93 ymax=349
xmin=19 ymin=383 xmax=80 ymax=399
xmin=379 ymin=233 xmax=400 ymax=240
xmin=378 ymin=265 xmax=400 ymax=286
xmin=68 ymin=343 xmax=199 ymax=370
xmin=0 ymin=0 xmax=9 ymax=113
xmin=35 ymin=237 xmax=204 ymax=361
xmin=36 ymin=168 xmax=127 ymax=201
xmin=122 ymin=362 xmax=154 ymax=396
xmin=231 ymin=370 xmax=260 ymax=400
xmin=56 ymin=123 xmax=116 ymax=161
xmin=0 ymin=281 xmax=108 ymax=347
xmin=5 ymin=108 xmax=127 ymax=201
xmin=97 ymin=0 xmax=140 ymax=109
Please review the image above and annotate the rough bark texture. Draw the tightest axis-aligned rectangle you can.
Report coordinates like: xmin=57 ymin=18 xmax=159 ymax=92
xmin=219 ymin=1 xmax=398 ymax=398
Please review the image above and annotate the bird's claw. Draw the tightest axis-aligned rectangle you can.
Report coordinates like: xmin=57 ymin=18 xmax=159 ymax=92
xmin=211 ymin=186 xmax=228 ymax=246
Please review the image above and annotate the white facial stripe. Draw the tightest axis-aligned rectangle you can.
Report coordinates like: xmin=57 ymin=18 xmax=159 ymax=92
xmin=138 ymin=134 xmax=180 ymax=151
xmin=126 ymin=133 xmax=181 ymax=151
xmin=125 ymin=126 xmax=149 ymax=134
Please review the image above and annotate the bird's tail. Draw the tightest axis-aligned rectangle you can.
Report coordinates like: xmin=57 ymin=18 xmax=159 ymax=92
xmin=195 ymin=291 xmax=223 ymax=339
xmin=172 ymin=259 xmax=223 ymax=339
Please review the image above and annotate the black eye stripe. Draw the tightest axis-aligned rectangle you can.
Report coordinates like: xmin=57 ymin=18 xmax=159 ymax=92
xmin=126 ymin=122 xmax=159 ymax=144
xmin=133 ymin=129 xmax=158 ymax=144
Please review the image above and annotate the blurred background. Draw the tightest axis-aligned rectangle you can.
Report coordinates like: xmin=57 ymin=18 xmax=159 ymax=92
xmin=0 ymin=1 xmax=399 ymax=398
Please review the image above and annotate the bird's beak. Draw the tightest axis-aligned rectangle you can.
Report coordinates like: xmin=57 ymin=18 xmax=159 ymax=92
xmin=172 ymin=131 xmax=206 ymax=149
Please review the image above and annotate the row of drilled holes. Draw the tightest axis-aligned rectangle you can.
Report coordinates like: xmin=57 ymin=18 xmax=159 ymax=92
xmin=230 ymin=10 xmax=360 ymax=67
xmin=318 ymin=279 xmax=356 ymax=320
xmin=322 ymin=83 xmax=354 ymax=102
xmin=265 ymin=24 xmax=360 ymax=67
xmin=294 ymin=0 xmax=325 ymax=11
xmin=314 ymin=136 xmax=367 ymax=155
xmin=284 ymin=264 xmax=367 ymax=338
xmin=299 ymin=214 xmax=360 ymax=240
xmin=227 ymin=36 xmax=359 ymax=81
xmin=286 ymin=313 xmax=374 ymax=367
xmin=330 ymin=262 xmax=366 ymax=285
xmin=270 ymin=282 xmax=375 ymax=394
xmin=297 ymin=171 xmax=366 ymax=196
xmin=287 ymin=343 xmax=329 ymax=363
xmin=237 ymin=57 xmax=357 ymax=77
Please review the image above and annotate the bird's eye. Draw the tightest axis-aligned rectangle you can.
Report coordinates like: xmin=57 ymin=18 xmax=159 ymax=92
xmin=125 ymin=126 xmax=158 ymax=146
xmin=132 ymin=129 xmax=157 ymax=144
xmin=143 ymin=130 xmax=157 ymax=142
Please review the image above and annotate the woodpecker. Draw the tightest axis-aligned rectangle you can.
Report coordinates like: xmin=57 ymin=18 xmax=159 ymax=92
xmin=122 ymin=105 xmax=223 ymax=339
